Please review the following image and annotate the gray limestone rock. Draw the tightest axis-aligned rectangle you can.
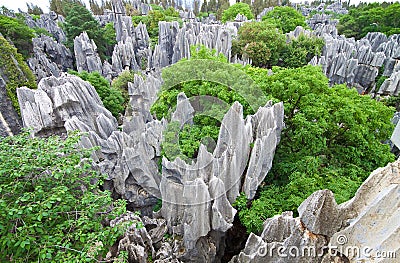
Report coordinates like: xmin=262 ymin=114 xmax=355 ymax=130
xmin=23 ymin=12 xmax=66 ymax=43
xmin=160 ymin=100 xmax=284 ymax=261
xmin=74 ymin=32 xmax=103 ymax=74
xmin=17 ymin=73 xmax=117 ymax=137
xmin=110 ymin=212 xmax=155 ymax=262
xmin=243 ymin=102 xmax=284 ymax=199
xmin=171 ymin=92 xmax=194 ymax=127
xmin=298 ymin=190 xmax=340 ymax=236
xmin=232 ymin=159 xmax=400 ymax=263
xmin=28 ymin=35 xmax=73 ymax=80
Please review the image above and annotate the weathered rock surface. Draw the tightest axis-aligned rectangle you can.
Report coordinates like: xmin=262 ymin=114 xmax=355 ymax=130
xmin=17 ymin=72 xmax=164 ymax=213
xmin=231 ymin=159 xmax=400 ymax=263
xmin=23 ymin=11 xmax=66 ymax=43
xmin=17 ymin=73 xmax=117 ymax=137
xmin=28 ymin=35 xmax=73 ymax=80
xmin=0 ymin=76 xmax=21 ymax=136
xmin=74 ymin=32 xmax=103 ymax=74
xmin=160 ymin=100 xmax=284 ymax=261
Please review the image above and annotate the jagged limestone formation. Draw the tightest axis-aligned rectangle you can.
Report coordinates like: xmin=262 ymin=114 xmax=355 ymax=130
xmin=160 ymin=100 xmax=284 ymax=262
xmin=17 ymin=72 xmax=164 ymax=213
xmin=28 ymin=35 xmax=73 ymax=80
xmin=307 ymin=13 xmax=338 ymax=37
xmin=231 ymin=159 xmax=400 ymax=263
xmin=17 ymin=73 xmax=117 ymax=137
xmin=16 ymin=69 xmax=284 ymax=262
xmin=23 ymin=11 xmax=66 ymax=43
xmin=310 ymin=32 xmax=387 ymax=94
xmin=154 ymin=21 xmax=238 ymax=67
xmin=74 ymin=32 xmax=103 ymax=74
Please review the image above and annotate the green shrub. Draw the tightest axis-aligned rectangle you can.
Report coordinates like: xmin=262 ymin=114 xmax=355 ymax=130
xmin=262 ymin=6 xmax=307 ymax=33
xmin=280 ymin=34 xmax=325 ymax=68
xmin=0 ymin=35 xmax=36 ymax=114
xmin=0 ymin=131 xmax=127 ymax=262
xmin=238 ymin=65 xmax=395 ymax=233
xmin=221 ymin=2 xmax=254 ymax=23
xmin=232 ymin=21 xmax=286 ymax=68
xmin=111 ymin=70 xmax=135 ymax=94
xmin=0 ymin=15 xmax=35 ymax=59
xmin=69 ymin=70 xmax=127 ymax=118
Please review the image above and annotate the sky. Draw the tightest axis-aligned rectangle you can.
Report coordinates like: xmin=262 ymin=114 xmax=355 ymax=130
xmin=0 ymin=0 xmax=397 ymax=13
xmin=0 ymin=0 xmax=92 ymax=13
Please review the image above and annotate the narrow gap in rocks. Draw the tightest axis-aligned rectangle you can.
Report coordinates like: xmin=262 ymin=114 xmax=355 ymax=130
xmin=221 ymin=214 xmax=249 ymax=262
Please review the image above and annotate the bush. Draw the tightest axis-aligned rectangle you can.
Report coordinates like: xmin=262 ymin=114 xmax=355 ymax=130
xmin=0 ymin=131 xmax=127 ymax=262
xmin=262 ymin=6 xmax=307 ymax=33
xmin=280 ymin=34 xmax=325 ymax=68
xmin=0 ymin=15 xmax=35 ymax=59
xmin=69 ymin=70 xmax=127 ymax=118
xmin=63 ymin=3 xmax=108 ymax=59
xmin=232 ymin=21 xmax=286 ymax=68
xmin=238 ymin=65 xmax=395 ymax=232
xmin=221 ymin=3 xmax=254 ymax=23
xmin=0 ymin=35 xmax=36 ymax=114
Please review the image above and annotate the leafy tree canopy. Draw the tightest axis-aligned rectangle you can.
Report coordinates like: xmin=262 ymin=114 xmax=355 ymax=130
xmin=0 ymin=35 xmax=36 ymax=114
xmin=49 ymin=0 xmax=84 ymax=17
xmin=0 ymin=131 xmax=127 ymax=262
xmin=0 ymin=15 xmax=35 ymax=59
xmin=63 ymin=3 xmax=109 ymax=60
xmin=233 ymin=20 xmax=324 ymax=68
xmin=236 ymin=65 xmax=395 ymax=232
xmin=337 ymin=2 xmax=400 ymax=39
xmin=262 ymin=6 xmax=307 ymax=33
xmin=232 ymin=21 xmax=286 ymax=68
xmin=221 ymin=2 xmax=254 ymax=23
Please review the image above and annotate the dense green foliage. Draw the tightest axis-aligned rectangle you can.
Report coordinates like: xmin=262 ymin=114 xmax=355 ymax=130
xmin=221 ymin=3 xmax=254 ymax=23
xmin=49 ymin=0 xmax=84 ymax=17
xmin=0 ymin=15 xmax=35 ymax=59
xmin=0 ymin=35 xmax=36 ymax=114
xmin=280 ymin=34 xmax=325 ymax=68
xmin=63 ymin=3 xmax=109 ymax=60
xmin=111 ymin=70 xmax=136 ymax=94
xmin=236 ymin=65 xmax=395 ymax=232
xmin=69 ymin=70 xmax=127 ymax=118
xmin=262 ymin=6 xmax=307 ymax=33
xmin=152 ymin=45 xmax=256 ymax=160
xmin=0 ymin=131 xmax=127 ymax=262
xmin=233 ymin=21 xmax=324 ymax=68
xmin=232 ymin=21 xmax=286 ymax=68
xmin=337 ymin=2 xmax=400 ymax=39
xmin=132 ymin=7 xmax=181 ymax=45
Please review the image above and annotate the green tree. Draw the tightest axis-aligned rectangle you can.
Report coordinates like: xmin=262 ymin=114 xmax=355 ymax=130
xmin=152 ymin=45 xmax=259 ymax=160
xmin=69 ymin=70 xmax=127 ymax=118
xmin=280 ymin=34 xmax=325 ymax=68
xmin=0 ymin=35 xmax=36 ymax=114
xmin=63 ymin=3 xmax=108 ymax=59
xmin=232 ymin=21 xmax=285 ymax=68
xmin=237 ymin=65 xmax=395 ymax=232
xmin=26 ymin=3 xmax=44 ymax=15
xmin=262 ymin=6 xmax=307 ymax=33
xmin=49 ymin=0 xmax=84 ymax=17
xmin=221 ymin=2 xmax=254 ymax=22
xmin=337 ymin=3 xmax=400 ymax=39
xmin=0 ymin=15 xmax=35 ymax=59
xmin=0 ymin=131 xmax=127 ymax=262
